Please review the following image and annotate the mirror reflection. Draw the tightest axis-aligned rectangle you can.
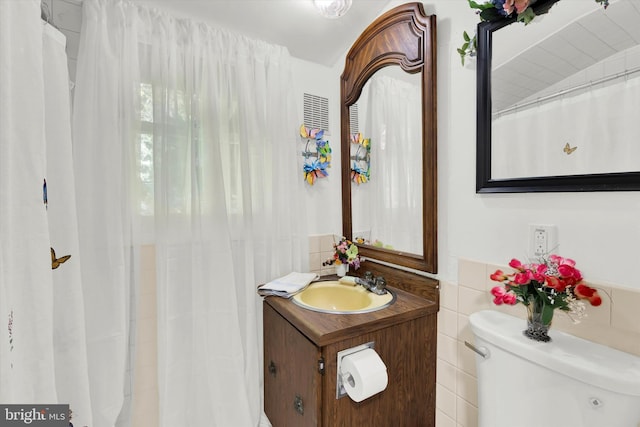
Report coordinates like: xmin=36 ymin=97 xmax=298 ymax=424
xmin=351 ymin=67 xmax=422 ymax=255
xmin=490 ymin=0 xmax=640 ymax=179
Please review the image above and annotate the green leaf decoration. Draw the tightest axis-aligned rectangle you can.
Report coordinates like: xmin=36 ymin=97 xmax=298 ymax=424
xmin=517 ymin=7 xmax=536 ymax=24
xmin=468 ymin=0 xmax=495 ymax=11
xmin=541 ymin=304 xmax=554 ymax=325
xmin=479 ymin=7 xmax=502 ymax=22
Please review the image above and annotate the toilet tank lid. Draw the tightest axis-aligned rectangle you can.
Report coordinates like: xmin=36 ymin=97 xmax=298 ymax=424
xmin=469 ymin=310 xmax=640 ymax=396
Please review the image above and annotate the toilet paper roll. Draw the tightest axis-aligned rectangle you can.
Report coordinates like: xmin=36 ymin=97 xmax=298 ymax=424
xmin=340 ymin=348 xmax=388 ymax=402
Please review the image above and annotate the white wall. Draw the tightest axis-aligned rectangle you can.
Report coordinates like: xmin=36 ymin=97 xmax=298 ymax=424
xmin=291 ymin=57 xmax=345 ymax=236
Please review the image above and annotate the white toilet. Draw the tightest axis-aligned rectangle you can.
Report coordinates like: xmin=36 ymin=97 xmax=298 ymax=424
xmin=469 ymin=310 xmax=640 ymax=427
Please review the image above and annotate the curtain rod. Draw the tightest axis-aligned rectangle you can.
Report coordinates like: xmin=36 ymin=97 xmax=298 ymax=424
xmin=493 ymin=65 xmax=640 ymax=117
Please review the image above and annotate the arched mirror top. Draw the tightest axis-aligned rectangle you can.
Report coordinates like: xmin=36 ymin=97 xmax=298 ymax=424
xmin=341 ymin=2 xmax=432 ymax=106
xmin=340 ymin=2 xmax=437 ymax=273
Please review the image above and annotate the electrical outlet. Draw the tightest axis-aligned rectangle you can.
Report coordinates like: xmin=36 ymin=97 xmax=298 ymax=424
xmin=529 ymin=224 xmax=558 ymax=258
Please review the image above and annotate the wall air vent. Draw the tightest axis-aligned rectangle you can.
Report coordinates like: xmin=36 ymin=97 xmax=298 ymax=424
xmin=303 ymin=93 xmax=329 ymax=133
xmin=349 ymin=103 xmax=359 ymax=134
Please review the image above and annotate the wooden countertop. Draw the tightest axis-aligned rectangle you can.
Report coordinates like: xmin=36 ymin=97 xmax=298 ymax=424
xmin=264 ymin=283 xmax=438 ymax=347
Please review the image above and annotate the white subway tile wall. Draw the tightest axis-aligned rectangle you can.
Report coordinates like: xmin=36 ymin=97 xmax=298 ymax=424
xmin=436 ymin=257 xmax=640 ymax=427
xmin=308 ymin=234 xmax=343 ymax=277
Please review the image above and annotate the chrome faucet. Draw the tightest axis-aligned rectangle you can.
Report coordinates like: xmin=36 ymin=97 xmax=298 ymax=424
xmin=354 ymin=271 xmax=387 ymax=295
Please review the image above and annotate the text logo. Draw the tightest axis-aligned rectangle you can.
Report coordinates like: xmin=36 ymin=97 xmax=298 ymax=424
xmin=0 ymin=405 xmax=68 ymax=427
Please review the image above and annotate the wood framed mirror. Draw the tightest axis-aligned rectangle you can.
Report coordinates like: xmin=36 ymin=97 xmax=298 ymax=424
xmin=476 ymin=0 xmax=640 ymax=193
xmin=340 ymin=2 xmax=437 ymax=273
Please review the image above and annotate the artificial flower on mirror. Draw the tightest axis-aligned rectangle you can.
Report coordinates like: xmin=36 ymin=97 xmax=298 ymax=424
xmin=458 ymin=0 xmax=610 ymax=65
xmin=350 ymin=132 xmax=371 ymax=185
xmin=300 ymin=124 xmax=331 ymax=185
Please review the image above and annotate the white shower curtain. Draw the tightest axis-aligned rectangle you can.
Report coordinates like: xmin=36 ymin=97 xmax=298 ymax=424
xmin=43 ymin=23 xmax=93 ymax=427
xmin=1 ymin=2 xmax=92 ymax=425
xmin=73 ymin=0 xmax=307 ymax=425
xmin=354 ymin=73 xmax=423 ymax=254
xmin=0 ymin=0 xmax=57 ymax=404
xmin=492 ymin=75 xmax=640 ymax=179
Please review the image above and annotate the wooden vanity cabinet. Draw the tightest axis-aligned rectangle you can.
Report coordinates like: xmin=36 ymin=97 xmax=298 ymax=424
xmin=263 ymin=285 xmax=438 ymax=427
xmin=264 ymin=303 xmax=322 ymax=426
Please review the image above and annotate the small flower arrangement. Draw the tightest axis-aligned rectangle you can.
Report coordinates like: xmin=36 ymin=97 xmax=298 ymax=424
xmin=459 ymin=0 xmax=610 ymax=65
xmin=322 ymin=237 xmax=362 ymax=270
xmin=490 ymin=254 xmax=601 ymax=325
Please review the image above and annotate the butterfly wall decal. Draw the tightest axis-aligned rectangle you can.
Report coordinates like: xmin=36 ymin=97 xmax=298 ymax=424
xmin=563 ymin=143 xmax=577 ymax=155
xmin=299 ymin=125 xmax=324 ymax=141
xmin=303 ymin=159 xmax=329 ymax=185
xmin=350 ymin=132 xmax=371 ymax=147
xmin=51 ymin=247 xmax=71 ymax=270
xmin=351 ymin=163 xmax=370 ymax=185
xmin=299 ymin=124 xmax=331 ymax=185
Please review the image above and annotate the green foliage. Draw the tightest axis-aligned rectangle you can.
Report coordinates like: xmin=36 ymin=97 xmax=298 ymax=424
xmin=458 ymin=0 xmax=610 ymax=67
xmin=458 ymin=31 xmax=477 ymax=66
xmin=517 ymin=7 xmax=536 ymax=24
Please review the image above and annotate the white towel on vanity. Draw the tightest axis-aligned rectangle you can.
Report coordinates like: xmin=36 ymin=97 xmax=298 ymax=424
xmin=257 ymin=272 xmax=319 ymax=297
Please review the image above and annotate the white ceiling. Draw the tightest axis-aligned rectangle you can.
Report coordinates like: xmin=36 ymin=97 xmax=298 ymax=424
xmin=492 ymin=0 xmax=640 ymax=113
xmin=132 ymin=0 xmax=392 ymax=67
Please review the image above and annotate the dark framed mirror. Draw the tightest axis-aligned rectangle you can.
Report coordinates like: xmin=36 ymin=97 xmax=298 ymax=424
xmin=340 ymin=2 xmax=437 ymax=273
xmin=476 ymin=0 xmax=640 ymax=193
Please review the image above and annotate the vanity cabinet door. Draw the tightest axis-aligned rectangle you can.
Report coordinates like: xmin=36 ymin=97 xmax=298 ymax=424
xmin=264 ymin=303 xmax=322 ymax=427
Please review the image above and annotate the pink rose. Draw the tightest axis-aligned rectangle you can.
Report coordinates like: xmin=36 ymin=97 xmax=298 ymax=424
xmin=503 ymin=0 xmax=530 ymax=15
xmin=490 ymin=269 xmax=508 ymax=282
xmin=502 ymin=292 xmax=517 ymax=305
xmin=574 ymin=283 xmax=602 ymax=307
xmin=508 ymin=258 xmax=524 ymax=270
xmin=491 ymin=286 xmax=517 ymax=305
xmin=514 ymin=271 xmax=531 ymax=285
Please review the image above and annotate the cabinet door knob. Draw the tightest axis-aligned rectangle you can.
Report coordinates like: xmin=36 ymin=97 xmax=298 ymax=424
xmin=268 ymin=360 xmax=277 ymax=376
xmin=293 ymin=394 xmax=304 ymax=415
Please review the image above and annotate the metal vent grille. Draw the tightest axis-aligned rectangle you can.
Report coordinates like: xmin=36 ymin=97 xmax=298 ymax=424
xmin=349 ymin=103 xmax=359 ymax=134
xmin=303 ymin=93 xmax=329 ymax=132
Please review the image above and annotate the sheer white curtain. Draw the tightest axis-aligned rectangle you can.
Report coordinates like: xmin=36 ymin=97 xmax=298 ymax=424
xmin=0 ymin=0 xmax=57 ymax=403
xmin=492 ymin=75 xmax=640 ymax=179
xmin=1 ymin=2 xmax=92 ymax=425
xmin=43 ymin=23 xmax=93 ymax=427
xmin=359 ymin=73 xmax=422 ymax=254
xmin=73 ymin=1 xmax=307 ymax=426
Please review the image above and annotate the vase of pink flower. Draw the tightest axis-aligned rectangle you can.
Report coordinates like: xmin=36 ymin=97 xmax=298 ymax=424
xmin=490 ymin=254 xmax=602 ymax=342
xmin=322 ymin=236 xmax=362 ymax=277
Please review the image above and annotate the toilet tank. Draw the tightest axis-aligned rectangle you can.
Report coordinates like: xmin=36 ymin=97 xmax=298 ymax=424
xmin=469 ymin=310 xmax=640 ymax=427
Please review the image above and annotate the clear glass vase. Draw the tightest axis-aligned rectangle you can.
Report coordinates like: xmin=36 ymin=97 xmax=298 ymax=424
xmin=523 ymin=298 xmax=553 ymax=342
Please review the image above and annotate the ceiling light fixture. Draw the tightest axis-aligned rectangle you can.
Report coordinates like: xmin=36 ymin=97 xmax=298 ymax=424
xmin=313 ymin=0 xmax=353 ymax=19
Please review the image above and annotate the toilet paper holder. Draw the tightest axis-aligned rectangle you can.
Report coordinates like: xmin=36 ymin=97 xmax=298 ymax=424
xmin=336 ymin=341 xmax=375 ymax=399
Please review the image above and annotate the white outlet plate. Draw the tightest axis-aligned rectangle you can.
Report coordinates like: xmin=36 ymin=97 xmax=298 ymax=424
xmin=529 ymin=224 xmax=558 ymax=259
